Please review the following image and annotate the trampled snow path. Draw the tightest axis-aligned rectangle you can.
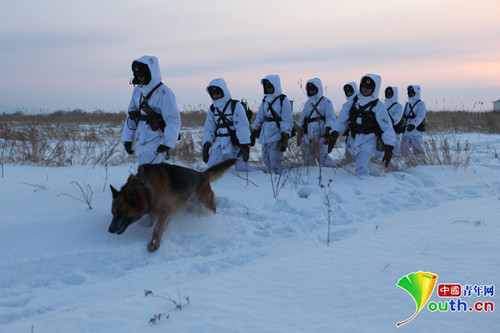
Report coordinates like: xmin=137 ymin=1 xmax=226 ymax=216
xmin=1 ymin=133 xmax=499 ymax=332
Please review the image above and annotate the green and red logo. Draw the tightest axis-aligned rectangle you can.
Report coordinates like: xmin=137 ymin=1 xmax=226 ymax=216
xmin=397 ymin=271 xmax=495 ymax=327
xmin=396 ymin=271 xmax=438 ymax=327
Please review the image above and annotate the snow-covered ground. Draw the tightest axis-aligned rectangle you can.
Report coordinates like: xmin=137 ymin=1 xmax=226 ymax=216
xmin=1 ymin=133 xmax=499 ymax=332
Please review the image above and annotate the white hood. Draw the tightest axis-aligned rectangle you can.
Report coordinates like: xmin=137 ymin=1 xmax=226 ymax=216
xmin=261 ymin=74 xmax=283 ymax=100
xmin=357 ymin=74 xmax=381 ymax=106
xmin=384 ymin=86 xmax=399 ymax=105
xmin=306 ymin=78 xmax=324 ymax=104
xmin=133 ymin=55 xmax=162 ymax=96
xmin=206 ymin=78 xmax=232 ymax=109
xmin=344 ymin=81 xmax=359 ymax=102
xmin=408 ymin=85 xmax=421 ymax=104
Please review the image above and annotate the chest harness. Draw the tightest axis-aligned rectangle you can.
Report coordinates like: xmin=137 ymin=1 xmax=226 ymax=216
xmin=403 ymin=100 xmax=421 ymax=120
xmin=128 ymin=82 xmax=166 ymax=131
xmin=210 ymin=99 xmax=240 ymax=146
xmin=403 ymin=100 xmax=427 ymax=131
xmin=263 ymin=94 xmax=287 ymax=130
xmin=302 ymin=96 xmax=325 ymax=134
xmin=348 ymin=96 xmax=382 ymax=138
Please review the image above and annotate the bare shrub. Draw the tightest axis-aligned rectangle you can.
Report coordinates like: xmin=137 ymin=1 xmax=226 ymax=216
xmin=402 ymin=134 xmax=472 ymax=169
xmin=144 ymin=289 xmax=190 ymax=325
xmin=58 ymin=181 xmax=94 ymax=209
xmin=309 ymin=179 xmax=337 ymax=247
xmin=169 ymin=131 xmax=201 ymax=167
xmin=180 ymin=110 xmax=206 ymax=128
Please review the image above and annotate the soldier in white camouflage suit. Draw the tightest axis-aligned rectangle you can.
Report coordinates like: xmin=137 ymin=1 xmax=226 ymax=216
xmin=121 ymin=55 xmax=181 ymax=166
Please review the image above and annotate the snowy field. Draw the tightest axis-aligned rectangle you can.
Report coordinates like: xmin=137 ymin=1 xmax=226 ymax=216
xmin=1 ymin=133 xmax=499 ymax=332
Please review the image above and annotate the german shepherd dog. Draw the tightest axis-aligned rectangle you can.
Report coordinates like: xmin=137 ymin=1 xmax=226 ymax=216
xmin=109 ymin=159 xmax=236 ymax=252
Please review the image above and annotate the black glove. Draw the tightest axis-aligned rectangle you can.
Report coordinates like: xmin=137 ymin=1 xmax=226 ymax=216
xmin=327 ymin=131 xmax=339 ymax=153
xmin=156 ymin=145 xmax=170 ymax=160
xmin=302 ymin=120 xmax=309 ymax=135
xmin=322 ymin=127 xmax=332 ymax=144
xmin=156 ymin=145 xmax=169 ymax=153
xmin=406 ymin=124 xmax=415 ymax=132
xmin=278 ymin=132 xmax=290 ymax=152
xmin=250 ymin=128 xmax=260 ymax=147
xmin=202 ymin=142 xmax=212 ymax=163
xmin=124 ymin=141 xmax=134 ymax=155
xmin=128 ymin=111 xmax=140 ymax=120
xmin=250 ymin=130 xmax=256 ymax=147
xmin=382 ymin=145 xmax=394 ymax=167
xmin=240 ymin=144 xmax=250 ymax=162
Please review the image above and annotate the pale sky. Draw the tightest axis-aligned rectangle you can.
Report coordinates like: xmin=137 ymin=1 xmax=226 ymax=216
xmin=1 ymin=0 xmax=499 ymax=112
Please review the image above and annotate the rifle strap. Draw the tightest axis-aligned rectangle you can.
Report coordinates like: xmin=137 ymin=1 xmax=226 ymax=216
xmin=387 ymin=102 xmax=397 ymax=111
xmin=140 ymin=82 xmax=164 ymax=110
xmin=387 ymin=102 xmax=397 ymax=124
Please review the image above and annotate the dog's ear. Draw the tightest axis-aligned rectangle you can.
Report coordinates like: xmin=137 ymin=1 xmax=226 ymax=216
xmin=110 ymin=185 xmax=120 ymax=198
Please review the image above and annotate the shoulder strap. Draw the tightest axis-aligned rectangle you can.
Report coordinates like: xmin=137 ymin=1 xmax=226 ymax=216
xmin=354 ymin=98 xmax=378 ymax=113
xmin=139 ymin=82 xmax=164 ymax=116
xmin=266 ymin=94 xmax=286 ymax=130
xmin=267 ymin=95 xmax=285 ymax=118
xmin=387 ymin=102 xmax=397 ymax=111
xmin=405 ymin=99 xmax=420 ymax=119
xmin=212 ymin=100 xmax=235 ymax=130
xmin=268 ymin=94 xmax=283 ymax=108
xmin=231 ymin=99 xmax=239 ymax=114
xmin=279 ymin=94 xmax=286 ymax=107
xmin=211 ymin=100 xmax=232 ymax=116
xmin=144 ymin=82 xmax=163 ymax=101
xmin=307 ymin=96 xmax=325 ymax=120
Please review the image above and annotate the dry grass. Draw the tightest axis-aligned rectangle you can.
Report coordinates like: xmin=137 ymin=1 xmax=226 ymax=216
xmin=0 ymin=110 xmax=498 ymax=167
xmin=425 ymin=111 xmax=500 ymax=133
xmin=180 ymin=111 xmax=207 ymax=129
xmin=0 ymin=111 xmax=132 ymax=166
xmin=401 ymin=134 xmax=473 ymax=169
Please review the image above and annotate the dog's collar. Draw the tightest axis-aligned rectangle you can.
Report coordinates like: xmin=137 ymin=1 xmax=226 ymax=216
xmin=130 ymin=176 xmax=152 ymax=213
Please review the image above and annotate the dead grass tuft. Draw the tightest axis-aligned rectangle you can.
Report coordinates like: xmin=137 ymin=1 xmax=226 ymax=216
xmin=0 ymin=109 xmax=497 ymax=167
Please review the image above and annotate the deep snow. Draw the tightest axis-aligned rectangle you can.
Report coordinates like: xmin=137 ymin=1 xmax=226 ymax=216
xmin=1 ymin=133 xmax=499 ymax=332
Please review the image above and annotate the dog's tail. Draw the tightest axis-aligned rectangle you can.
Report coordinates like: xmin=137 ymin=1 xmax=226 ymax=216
xmin=204 ymin=159 xmax=237 ymax=182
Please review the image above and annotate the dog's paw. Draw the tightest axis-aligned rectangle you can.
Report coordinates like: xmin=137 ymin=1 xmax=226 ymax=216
xmin=147 ymin=238 xmax=160 ymax=252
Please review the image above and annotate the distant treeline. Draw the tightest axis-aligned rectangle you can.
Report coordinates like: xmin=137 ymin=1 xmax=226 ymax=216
xmin=1 ymin=109 xmax=499 ymax=133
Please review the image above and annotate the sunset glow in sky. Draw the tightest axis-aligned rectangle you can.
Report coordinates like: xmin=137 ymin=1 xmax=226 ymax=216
xmin=1 ymin=0 xmax=499 ymax=112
